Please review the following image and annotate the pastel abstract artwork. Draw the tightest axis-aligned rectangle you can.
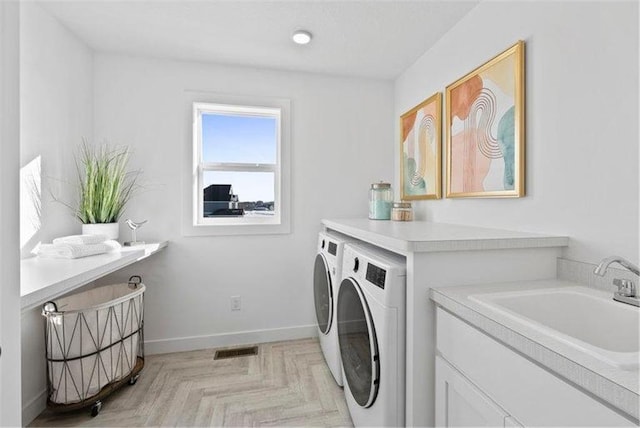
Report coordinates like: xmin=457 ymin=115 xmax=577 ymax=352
xmin=400 ymin=92 xmax=442 ymax=200
xmin=446 ymin=41 xmax=525 ymax=198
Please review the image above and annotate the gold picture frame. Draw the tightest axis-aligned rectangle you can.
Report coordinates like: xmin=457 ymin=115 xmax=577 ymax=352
xmin=445 ymin=40 xmax=525 ymax=198
xmin=400 ymin=92 xmax=442 ymax=200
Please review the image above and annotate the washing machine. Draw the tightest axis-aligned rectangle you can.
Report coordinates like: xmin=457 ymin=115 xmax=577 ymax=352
xmin=313 ymin=231 xmax=353 ymax=386
xmin=337 ymin=243 xmax=406 ymax=427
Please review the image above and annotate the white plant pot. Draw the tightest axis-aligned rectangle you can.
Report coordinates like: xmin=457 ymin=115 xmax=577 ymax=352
xmin=82 ymin=222 xmax=119 ymax=240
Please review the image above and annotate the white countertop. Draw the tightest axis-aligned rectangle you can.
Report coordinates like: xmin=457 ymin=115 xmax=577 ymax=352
xmin=322 ymin=218 xmax=569 ymax=253
xmin=431 ymin=280 xmax=639 ymax=419
xmin=21 ymin=241 xmax=168 ymax=311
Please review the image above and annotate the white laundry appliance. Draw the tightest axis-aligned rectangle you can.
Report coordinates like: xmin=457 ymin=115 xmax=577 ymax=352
xmin=313 ymin=231 xmax=353 ymax=386
xmin=337 ymin=243 xmax=406 ymax=427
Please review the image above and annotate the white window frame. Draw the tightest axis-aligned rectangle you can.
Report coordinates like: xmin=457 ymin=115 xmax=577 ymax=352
xmin=183 ymin=94 xmax=291 ymax=236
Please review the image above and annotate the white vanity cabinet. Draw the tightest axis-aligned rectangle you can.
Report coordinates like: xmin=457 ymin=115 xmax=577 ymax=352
xmin=436 ymin=356 xmax=522 ymax=427
xmin=435 ymin=307 xmax=636 ymax=427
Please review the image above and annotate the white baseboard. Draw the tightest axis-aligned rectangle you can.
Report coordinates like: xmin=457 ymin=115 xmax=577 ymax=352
xmin=22 ymin=389 xmax=47 ymax=426
xmin=144 ymin=324 xmax=318 ymax=355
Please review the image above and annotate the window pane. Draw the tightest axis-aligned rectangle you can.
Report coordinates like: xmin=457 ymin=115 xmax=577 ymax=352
xmin=203 ymin=171 xmax=275 ymax=217
xmin=202 ymin=114 xmax=277 ymax=164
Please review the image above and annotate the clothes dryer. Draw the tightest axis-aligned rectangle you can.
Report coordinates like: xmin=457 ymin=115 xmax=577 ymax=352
xmin=337 ymin=243 xmax=406 ymax=427
xmin=313 ymin=231 xmax=353 ymax=386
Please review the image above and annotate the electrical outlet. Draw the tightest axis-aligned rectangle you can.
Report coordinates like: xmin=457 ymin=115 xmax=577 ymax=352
xmin=231 ymin=296 xmax=241 ymax=311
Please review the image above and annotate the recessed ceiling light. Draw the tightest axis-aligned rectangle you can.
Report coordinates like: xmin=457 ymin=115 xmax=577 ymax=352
xmin=292 ymin=30 xmax=312 ymax=45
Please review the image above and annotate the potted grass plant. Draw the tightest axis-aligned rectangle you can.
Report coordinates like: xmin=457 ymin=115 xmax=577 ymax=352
xmin=74 ymin=142 xmax=140 ymax=240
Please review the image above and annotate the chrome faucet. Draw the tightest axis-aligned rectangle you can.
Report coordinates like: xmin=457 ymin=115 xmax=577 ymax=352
xmin=594 ymin=256 xmax=640 ymax=307
xmin=594 ymin=256 xmax=640 ymax=276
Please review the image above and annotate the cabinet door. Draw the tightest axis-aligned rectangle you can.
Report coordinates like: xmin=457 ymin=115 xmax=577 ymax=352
xmin=436 ymin=356 xmax=513 ymax=427
xmin=437 ymin=308 xmax=635 ymax=426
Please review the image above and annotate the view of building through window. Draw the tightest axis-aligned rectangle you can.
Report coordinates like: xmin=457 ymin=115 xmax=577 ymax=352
xmin=198 ymin=108 xmax=279 ymax=218
xmin=203 ymin=171 xmax=275 ymax=216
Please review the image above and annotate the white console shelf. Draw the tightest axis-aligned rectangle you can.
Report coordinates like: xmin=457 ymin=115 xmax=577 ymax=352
xmin=322 ymin=219 xmax=569 ymax=427
xmin=20 ymin=241 xmax=168 ymax=311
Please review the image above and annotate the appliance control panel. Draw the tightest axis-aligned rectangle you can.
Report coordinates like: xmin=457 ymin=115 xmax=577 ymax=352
xmin=328 ymin=242 xmax=337 ymax=256
xmin=366 ymin=263 xmax=386 ymax=289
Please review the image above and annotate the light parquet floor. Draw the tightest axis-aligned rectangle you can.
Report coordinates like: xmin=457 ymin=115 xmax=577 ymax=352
xmin=30 ymin=338 xmax=353 ymax=427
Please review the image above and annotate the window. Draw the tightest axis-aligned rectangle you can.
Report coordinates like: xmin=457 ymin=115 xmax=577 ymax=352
xmin=188 ymin=99 xmax=290 ymax=235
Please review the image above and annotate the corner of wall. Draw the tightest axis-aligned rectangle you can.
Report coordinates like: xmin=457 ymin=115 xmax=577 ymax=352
xmin=19 ymin=2 xmax=98 ymax=422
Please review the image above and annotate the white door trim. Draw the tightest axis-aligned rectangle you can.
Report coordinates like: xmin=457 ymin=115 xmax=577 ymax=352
xmin=0 ymin=1 xmax=22 ymax=425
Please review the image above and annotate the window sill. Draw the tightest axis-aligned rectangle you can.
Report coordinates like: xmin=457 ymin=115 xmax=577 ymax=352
xmin=183 ymin=220 xmax=290 ymax=237
xmin=200 ymin=213 xmax=278 ymax=225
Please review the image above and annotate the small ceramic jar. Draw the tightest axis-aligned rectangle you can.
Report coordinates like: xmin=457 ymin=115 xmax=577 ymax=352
xmin=391 ymin=202 xmax=413 ymax=222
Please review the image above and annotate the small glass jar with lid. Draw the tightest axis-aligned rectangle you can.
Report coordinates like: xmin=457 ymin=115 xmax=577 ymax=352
xmin=391 ymin=202 xmax=413 ymax=222
xmin=369 ymin=181 xmax=393 ymax=220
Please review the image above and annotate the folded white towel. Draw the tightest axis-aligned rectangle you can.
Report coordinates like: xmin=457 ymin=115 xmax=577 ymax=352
xmin=37 ymin=240 xmax=121 ymax=259
xmin=52 ymin=234 xmax=108 ymax=246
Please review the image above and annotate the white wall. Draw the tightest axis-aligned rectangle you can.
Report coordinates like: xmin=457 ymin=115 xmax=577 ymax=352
xmin=395 ymin=0 xmax=639 ymax=265
xmin=19 ymin=1 xmax=93 ymax=257
xmin=19 ymin=2 xmax=94 ymax=422
xmin=1 ymin=2 xmax=22 ymax=425
xmin=92 ymin=55 xmax=394 ymax=352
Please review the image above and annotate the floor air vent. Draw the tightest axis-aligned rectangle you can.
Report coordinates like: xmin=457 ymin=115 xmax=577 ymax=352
xmin=214 ymin=346 xmax=259 ymax=360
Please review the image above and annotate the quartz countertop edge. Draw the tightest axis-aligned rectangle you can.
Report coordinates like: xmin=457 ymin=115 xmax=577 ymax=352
xmin=20 ymin=241 xmax=168 ymax=311
xmin=430 ymin=283 xmax=639 ymax=420
xmin=322 ymin=218 xmax=569 ymax=253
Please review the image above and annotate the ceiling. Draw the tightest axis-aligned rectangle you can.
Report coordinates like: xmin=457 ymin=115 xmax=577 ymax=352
xmin=39 ymin=1 xmax=479 ymax=80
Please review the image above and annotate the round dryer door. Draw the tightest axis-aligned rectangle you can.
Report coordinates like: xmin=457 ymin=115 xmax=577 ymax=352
xmin=313 ymin=253 xmax=333 ymax=334
xmin=337 ymin=278 xmax=380 ymax=408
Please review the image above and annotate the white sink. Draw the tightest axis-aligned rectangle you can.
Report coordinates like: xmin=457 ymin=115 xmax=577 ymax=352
xmin=469 ymin=286 xmax=640 ymax=370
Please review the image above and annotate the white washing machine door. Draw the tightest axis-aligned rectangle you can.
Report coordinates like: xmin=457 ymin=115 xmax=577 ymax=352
xmin=337 ymin=277 xmax=380 ymax=408
xmin=313 ymin=253 xmax=333 ymax=335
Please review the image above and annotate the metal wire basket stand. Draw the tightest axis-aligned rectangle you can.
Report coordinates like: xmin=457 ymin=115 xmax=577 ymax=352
xmin=42 ymin=275 xmax=145 ymax=417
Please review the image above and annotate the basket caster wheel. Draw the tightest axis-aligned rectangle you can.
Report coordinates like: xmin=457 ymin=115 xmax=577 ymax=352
xmin=90 ymin=400 xmax=102 ymax=417
xmin=128 ymin=374 xmax=140 ymax=385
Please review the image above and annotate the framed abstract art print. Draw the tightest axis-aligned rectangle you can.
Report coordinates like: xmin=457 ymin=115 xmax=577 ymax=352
xmin=446 ymin=41 xmax=525 ymax=198
xmin=400 ymin=92 xmax=442 ymax=200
